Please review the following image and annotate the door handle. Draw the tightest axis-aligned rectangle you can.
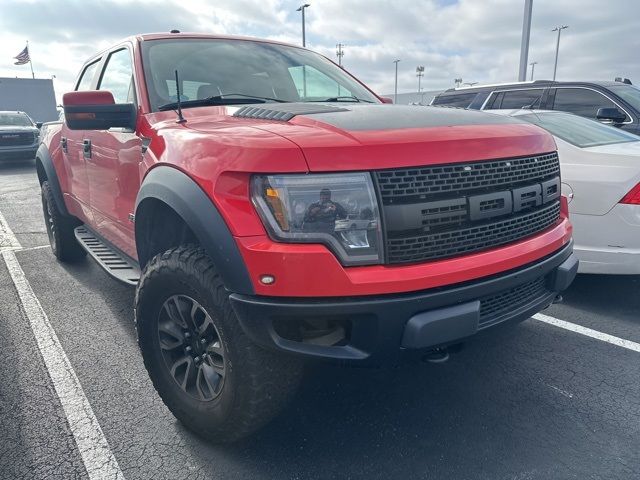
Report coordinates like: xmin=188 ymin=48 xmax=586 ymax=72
xmin=83 ymin=139 xmax=91 ymax=159
xmin=60 ymin=136 xmax=67 ymax=153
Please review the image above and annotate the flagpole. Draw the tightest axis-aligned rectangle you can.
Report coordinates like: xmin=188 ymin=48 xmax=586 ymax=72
xmin=27 ymin=40 xmax=34 ymax=79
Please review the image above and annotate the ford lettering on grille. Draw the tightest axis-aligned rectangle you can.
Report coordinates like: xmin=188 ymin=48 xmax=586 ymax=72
xmin=468 ymin=177 xmax=560 ymax=221
xmin=374 ymin=152 xmax=563 ymax=264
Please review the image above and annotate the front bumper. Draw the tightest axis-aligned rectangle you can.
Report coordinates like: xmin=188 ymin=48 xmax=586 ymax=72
xmin=0 ymin=145 xmax=38 ymax=160
xmin=230 ymin=241 xmax=577 ymax=364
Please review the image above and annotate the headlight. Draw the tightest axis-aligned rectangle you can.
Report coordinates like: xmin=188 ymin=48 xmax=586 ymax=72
xmin=251 ymin=173 xmax=383 ymax=265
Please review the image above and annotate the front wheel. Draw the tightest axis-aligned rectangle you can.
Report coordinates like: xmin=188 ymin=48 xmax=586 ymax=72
xmin=41 ymin=181 xmax=85 ymax=262
xmin=135 ymin=245 xmax=302 ymax=443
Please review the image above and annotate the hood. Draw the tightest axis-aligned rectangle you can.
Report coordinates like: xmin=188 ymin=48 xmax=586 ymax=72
xmin=160 ymin=103 xmax=557 ymax=172
xmin=0 ymin=125 xmax=38 ymax=132
xmin=237 ymin=104 xmax=556 ymax=171
xmin=582 ymin=139 xmax=640 ymax=156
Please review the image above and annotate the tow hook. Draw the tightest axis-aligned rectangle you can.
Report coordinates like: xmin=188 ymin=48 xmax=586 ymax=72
xmin=422 ymin=348 xmax=450 ymax=364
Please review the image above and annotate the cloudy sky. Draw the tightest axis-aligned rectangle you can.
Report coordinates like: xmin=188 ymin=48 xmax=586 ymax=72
xmin=1 ymin=0 xmax=638 ymax=102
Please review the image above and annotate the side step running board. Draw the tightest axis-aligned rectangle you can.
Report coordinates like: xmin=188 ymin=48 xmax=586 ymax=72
xmin=74 ymin=226 xmax=140 ymax=286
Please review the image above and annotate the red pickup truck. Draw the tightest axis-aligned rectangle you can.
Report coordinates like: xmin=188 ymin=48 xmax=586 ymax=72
xmin=37 ymin=32 xmax=577 ymax=442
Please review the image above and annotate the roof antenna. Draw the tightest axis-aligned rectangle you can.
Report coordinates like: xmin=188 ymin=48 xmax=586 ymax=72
xmin=174 ymin=69 xmax=186 ymax=124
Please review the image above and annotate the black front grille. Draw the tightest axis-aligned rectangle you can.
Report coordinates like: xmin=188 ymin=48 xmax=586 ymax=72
xmin=386 ymin=201 xmax=560 ymax=264
xmin=0 ymin=131 xmax=35 ymax=147
xmin=479 ymin=276 xmax=549 ymax=327
xmin=376 ymin=152 xmax=562 ymax=264
xmin=376 ymin=152 xmax=559 ymax=205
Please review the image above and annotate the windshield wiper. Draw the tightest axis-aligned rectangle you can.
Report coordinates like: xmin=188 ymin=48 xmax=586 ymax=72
xmin=307 ymin=96 xmax=375 ymax=103
xmin=213 ymin=93 xmax=288 ymax=103
xmin=158 ymin=93 xmax=288 ymax=111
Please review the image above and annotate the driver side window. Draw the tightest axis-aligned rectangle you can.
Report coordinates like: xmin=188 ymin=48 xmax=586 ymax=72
xmin=98 ymin=48 xmax=135 ymax=104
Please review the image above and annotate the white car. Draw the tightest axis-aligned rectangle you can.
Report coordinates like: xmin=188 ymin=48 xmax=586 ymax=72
xmin=488 ymin=109 xmax=640 ymax=274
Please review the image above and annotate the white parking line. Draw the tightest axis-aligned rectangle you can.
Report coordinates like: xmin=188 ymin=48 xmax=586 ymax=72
xmin=0 ymin=210 xmax=124 ymax=480
xmin=16 ymin=244 xmax=51 ymax=252
xmin=0 ymin=210 xmax=20 ymax=249
xmin=533 ymin=312 xmax=640 ymax=353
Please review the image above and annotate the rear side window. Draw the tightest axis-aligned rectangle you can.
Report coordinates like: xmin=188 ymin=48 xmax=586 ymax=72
xmin=487 ymin=89 xmax=543 ymax=109
xmin=552 ymin=88 xmax=627 ymax=121
xmin=98 ymin=48 xmax=135 ymax=104
xmin=521 ymin=112 xmax=639 ymax=148
xmin=431 ymin=92 xmax=476 ymax=108
xmin=76 ymin=60 xmax=100 ymax=91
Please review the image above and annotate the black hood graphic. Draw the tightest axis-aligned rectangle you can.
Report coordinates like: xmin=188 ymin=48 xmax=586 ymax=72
xmin=233 ymin=102 xmax=523 ymax=131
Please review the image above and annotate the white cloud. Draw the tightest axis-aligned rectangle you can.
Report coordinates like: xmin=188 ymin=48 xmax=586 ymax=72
xmin=0 ymin=0 xmax=638 ymax=102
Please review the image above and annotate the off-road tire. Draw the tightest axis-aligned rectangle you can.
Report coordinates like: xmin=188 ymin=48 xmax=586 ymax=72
xmin=135 ymin=245 xmax=303 ymax=443
xmin=41 ymin=181 xmax=86 ymax=262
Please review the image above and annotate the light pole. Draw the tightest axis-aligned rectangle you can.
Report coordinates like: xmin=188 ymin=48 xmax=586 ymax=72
xmin=336 ymin=44 xmax=345 ymax=95
xmin=416 ymin=66 xmax=424 ymax=92
xmin=529 ymin=61 xmax=538 ymax=80
xmin=454 ymin=78 xmax=462 ymax=88
xmin=336 ymin=43 xmax=345 ymax=66
xmin=393 ymin=59 xmax=400 ymax=104
xmin=296 ymin=4 xmax=310 ymax=47
xmin=518 ymin=0 xmax=533 ymax=81
xmin=551 ymin=25 xmax=568 ymax=81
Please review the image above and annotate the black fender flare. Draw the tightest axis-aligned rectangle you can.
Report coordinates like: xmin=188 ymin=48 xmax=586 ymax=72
xmin=135 ymin=166 xmax=255 ymax=295
xmin=35 ymin=144 xmax=70 ymax=216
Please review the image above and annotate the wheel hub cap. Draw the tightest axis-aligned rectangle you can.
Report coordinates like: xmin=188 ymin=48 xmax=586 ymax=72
xmin=157 ymin=295 xmax=226 ymax=401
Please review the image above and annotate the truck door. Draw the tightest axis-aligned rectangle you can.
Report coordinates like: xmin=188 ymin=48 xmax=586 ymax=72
xmin=59 ymin=58 xmax=102 ymax=223
xmin=86 ymin=46 xmax=141 ymax=259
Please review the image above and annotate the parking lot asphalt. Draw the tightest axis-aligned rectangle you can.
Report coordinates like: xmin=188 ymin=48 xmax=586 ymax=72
xmin=1 ymin=160 xmax=639 ymax=480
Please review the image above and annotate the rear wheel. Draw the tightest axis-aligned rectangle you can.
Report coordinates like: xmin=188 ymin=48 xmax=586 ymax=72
xmin=135 ymin=245 xmax=302 ymax=443
xmin=41 ymin=181 xmax=85 ymax=262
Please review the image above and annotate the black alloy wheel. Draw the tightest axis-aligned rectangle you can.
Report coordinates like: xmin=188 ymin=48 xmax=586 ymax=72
xmin=40 ymin=181 xmax=85 ymax=262
xmin=135 ymin=245 xmax=303 ymax=442
xmin=158 ymin=294 xmax=226 ymax=401
xmin=43 ymin=191 xmax=57 ymax=252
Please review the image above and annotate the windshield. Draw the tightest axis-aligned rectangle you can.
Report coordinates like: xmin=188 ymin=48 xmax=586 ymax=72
xmin=519 ymin=111 xmax=639 ymax=148
xmin=0 ymin=112 xmax=33 ymax=127
xmin=141 ymin=39 xmax=379 ymax=111
xmin=609 ymin=84 xmax=640 ymax=112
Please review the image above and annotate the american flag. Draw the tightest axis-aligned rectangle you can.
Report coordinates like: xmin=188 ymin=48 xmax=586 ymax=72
xmin=14 ymin=45 xmax=30 ymax=65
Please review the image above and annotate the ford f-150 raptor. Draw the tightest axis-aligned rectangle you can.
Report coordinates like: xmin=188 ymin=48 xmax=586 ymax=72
xmin=37 ymin=32 xmax=578 ymax=442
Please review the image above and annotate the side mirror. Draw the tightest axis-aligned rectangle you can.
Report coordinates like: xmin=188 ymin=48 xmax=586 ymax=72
xmin=596 ymin=107 xmax=626 ymax=125
xmin=63 ymin=90 xmax=136 ymax=131
xmin=36 ymin=122 xmax=43 ymax=129
xmin=379 ymin=96 xmax=394 ymax=104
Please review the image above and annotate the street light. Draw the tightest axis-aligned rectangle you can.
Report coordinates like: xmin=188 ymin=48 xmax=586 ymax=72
xmin=336 ymin=43 xmax=345 ymax=66
xmin=393 ymin=59 xmax=401 ymax=104
xmin=416 ymin=66 xmax=425 ymax=93
xmin=296 ymin=4 xmax=310 ymax=47
xmin=551 ymin=25 xmax=568 ymax=81
xmin=336 ymin=44 xmax=345 ymax=95
xmin=529 ymin=61 xmax=538 ymax=81
xmin=518 ymin=0 xmax=533 ymax=82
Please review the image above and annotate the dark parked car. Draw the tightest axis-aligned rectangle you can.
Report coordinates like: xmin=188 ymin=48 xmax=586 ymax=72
xmin=431 ymin=80 xmax=640 ymax=135
xmin=0 ymin=111 xmax=41 ymax=161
